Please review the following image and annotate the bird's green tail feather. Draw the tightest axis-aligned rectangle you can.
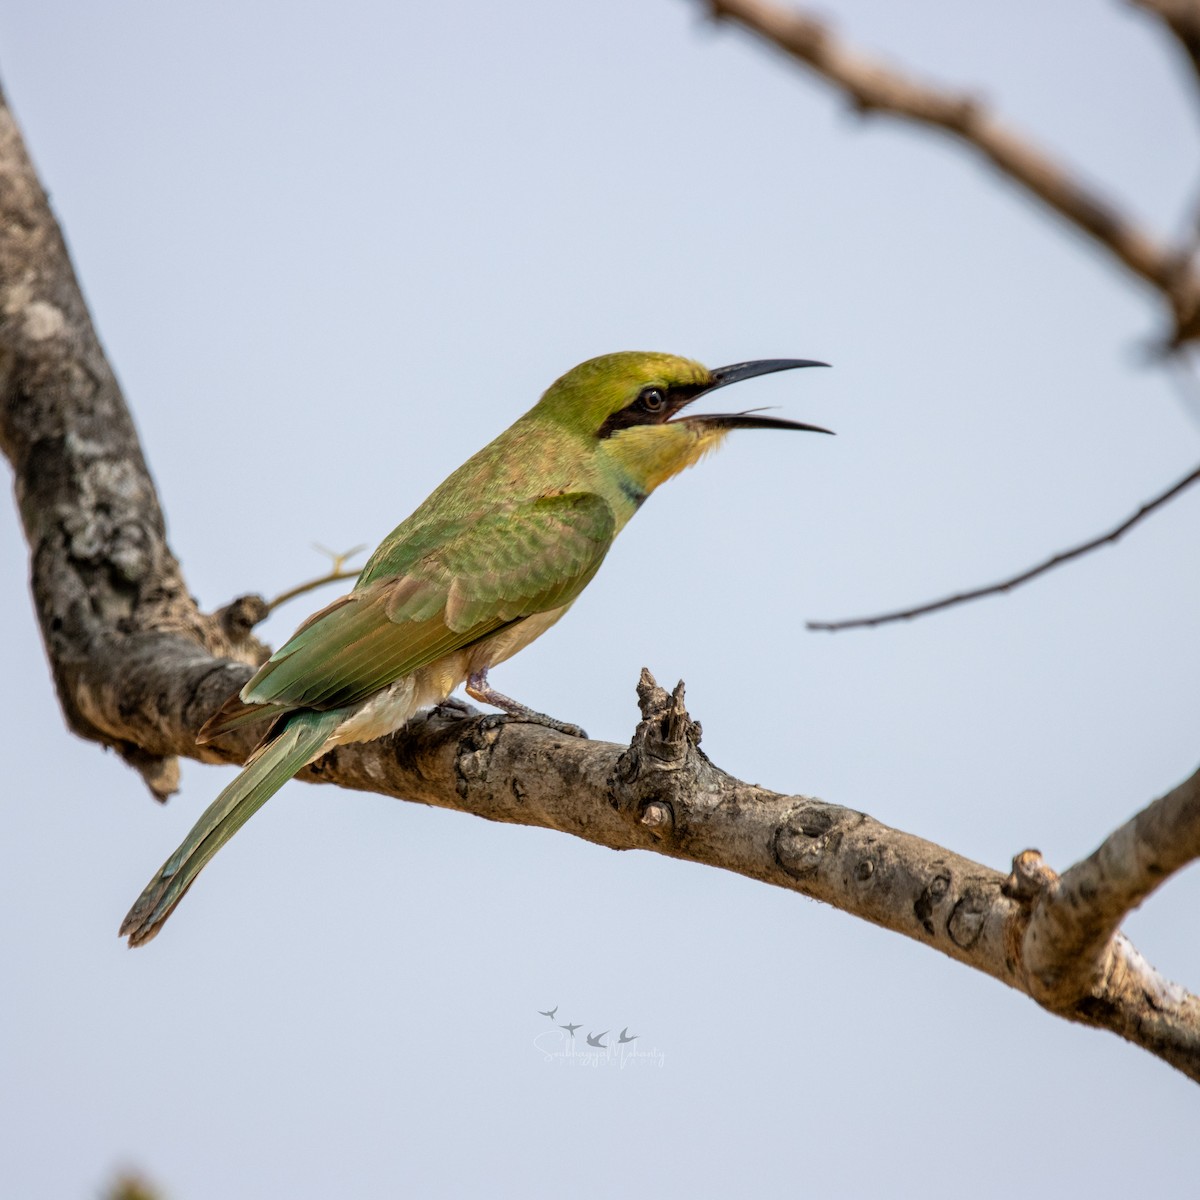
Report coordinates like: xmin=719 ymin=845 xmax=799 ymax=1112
xmin=120 ymin=709 xmax=344 ymax=947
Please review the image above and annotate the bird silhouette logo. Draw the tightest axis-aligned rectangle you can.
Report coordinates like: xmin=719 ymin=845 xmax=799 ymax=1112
xmin=586 ymin=1031 xmax=608 ymax=1048
xmin=618 ymin=1028 xmax=638 ymax=1043
xmin=559 ymin=1022 xmax=581 ymax=1037
xmin=538 ymin=1005 xmax=558 ymax=1020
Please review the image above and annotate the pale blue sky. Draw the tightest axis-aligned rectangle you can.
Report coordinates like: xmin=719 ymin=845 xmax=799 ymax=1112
xmin=2 ymin=2 xmax=1198 ymax=1196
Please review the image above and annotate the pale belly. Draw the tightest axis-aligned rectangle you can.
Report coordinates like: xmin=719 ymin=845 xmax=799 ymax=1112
xmin=328 ymin=603 xmax=572 ymax=747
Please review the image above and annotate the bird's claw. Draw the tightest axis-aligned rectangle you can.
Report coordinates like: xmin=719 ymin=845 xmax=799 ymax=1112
xmin=478 ymin=711 xmax=588 ymax=740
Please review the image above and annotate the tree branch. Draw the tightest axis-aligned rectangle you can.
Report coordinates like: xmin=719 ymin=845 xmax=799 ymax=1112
xmin=806 ymin=461 xmax=1200 ymax=631
xmin=265 ymin=544 xmax=365 ymax=613
xmin=1015 ymin=762 xmax=1200 ymax=1005
xmin=334 ymin=682 xmax=1200 ymax=1080
xmin=705 ymin=0 xmax=1200 ymax=344
xmin=1131 ymin=0 xmax=1200 ymax=92
xmin=3 ymin=77 xmax=1199 ymax=1079
xmin=201 ymin=546 xmax=367 ymax=652
xmin=0 ymin=83 xmax=268 ymax=800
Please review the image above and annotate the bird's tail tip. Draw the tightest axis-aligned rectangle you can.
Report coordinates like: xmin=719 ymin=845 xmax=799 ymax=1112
xmin=120 ymin=918 xmax=161 ymax=949
xmin=118 ymin=876 xmax=187 ymax=948
xmin=120 ymin=707 xmax=342 ymax=947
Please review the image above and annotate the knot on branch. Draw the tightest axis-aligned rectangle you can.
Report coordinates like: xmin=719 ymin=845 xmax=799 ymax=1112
xmin=774 ymin=802 xmax=861 ymax=879
xmin=213 ymin=593 xmax=270 ymax=646
xmin=609 ymin=669 xmax=708 ymax=840
xmin=632 ymin=668 xmax=701 ymax=766
xmin=945 ymin=93 xmax=985 ymax=135
xmin=1003 ymin=847 xmax=1114 ymax=1012
xmin=1003 ymin=848 xmax=1060 ymax=902
xmin=452 ymin=713 xmax=506 ymax=800
xmin=117 ymin=743 xmax=180 ymax=804
xmin=188 ymin=596 xmax=271 ymax=669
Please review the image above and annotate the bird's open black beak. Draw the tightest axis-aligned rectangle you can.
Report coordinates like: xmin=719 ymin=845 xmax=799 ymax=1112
xmin=680 ymin=358 xmax=834 ymax=435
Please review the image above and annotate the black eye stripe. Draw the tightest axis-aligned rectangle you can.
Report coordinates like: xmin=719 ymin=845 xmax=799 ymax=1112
xmin=597 ymin=383 xmax=708 ymax=439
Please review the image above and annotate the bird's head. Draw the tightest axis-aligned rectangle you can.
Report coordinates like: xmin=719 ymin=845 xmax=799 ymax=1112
xmin=532 ymin=351 xmax=831 ymax=497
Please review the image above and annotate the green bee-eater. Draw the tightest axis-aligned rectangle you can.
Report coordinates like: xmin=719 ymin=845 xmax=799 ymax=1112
xmin=120 ymin=351 xmax=830 ymax=945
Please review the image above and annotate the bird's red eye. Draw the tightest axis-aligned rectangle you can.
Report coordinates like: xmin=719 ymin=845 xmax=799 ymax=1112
xmin=639 ymin=387 xmax=666 ymax=412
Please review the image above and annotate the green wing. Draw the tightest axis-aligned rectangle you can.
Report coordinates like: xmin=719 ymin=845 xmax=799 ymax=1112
xmin=240 ymin=492 xmax=615 ymax=714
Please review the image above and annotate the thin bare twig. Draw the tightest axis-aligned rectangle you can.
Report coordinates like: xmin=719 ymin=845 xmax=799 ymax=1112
xmin=808 ymin=462 xmax=1200 ymax=631
xmin=706 ymin=0 xmax=1200 ymax=343
xmin=265 ymin=543 xmax=365 ymax=613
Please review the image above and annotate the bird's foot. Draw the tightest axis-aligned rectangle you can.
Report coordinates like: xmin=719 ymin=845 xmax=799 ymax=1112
xmin=466 ymin=669 xmax=587 ymax=738
xmin=431 ymin=696 xmax=475 ymax=721
xmin=478 ymin=710 xmax=588 ymax=740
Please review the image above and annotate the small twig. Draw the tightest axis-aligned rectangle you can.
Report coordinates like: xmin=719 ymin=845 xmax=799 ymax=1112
xmin=265 ymin=543 xmax=365 ymax=613
xmin=808 ymin=463 xmax=1200 ymax=631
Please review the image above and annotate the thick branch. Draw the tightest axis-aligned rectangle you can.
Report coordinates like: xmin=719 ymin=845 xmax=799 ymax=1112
xmin=146 ymin=665 xmax=1200 ymax=1080
xmin=0 ymin=84 xmax=265 ymax=797
xmin=706 ymin=0 xmax=1200 ymax=343
xmin=3 ymin=77 xmax=1199 ymax=1080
